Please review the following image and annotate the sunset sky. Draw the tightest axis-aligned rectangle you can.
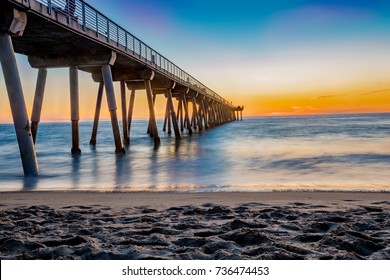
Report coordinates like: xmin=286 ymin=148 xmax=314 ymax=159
xmin=1 ymin=0 xmax=390 ymax=122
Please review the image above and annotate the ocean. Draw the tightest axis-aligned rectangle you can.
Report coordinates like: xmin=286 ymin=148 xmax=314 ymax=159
xmin=0 ymin=113 xmax=389 ymax=192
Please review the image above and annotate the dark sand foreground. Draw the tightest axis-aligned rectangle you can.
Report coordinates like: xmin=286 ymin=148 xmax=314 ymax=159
xmin=0 ymin=191 xmax=389 ymax=260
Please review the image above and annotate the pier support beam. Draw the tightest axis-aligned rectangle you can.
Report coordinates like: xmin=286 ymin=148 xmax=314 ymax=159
xmin=196 ymin=98 xmax=203 ymax=130
xmin=209 ymin=101 xmax=216 ymax=127
xmin=167 ymin=88 xmax=181 ymax=139
xmin=163 ymin=97 xmax=169 ymax=132
xmin=201 ymin=99 xmax=209 ymax=129
xmin=177 ymin=96 xmax=184 ymax=132
xmin=144 ymin=70 xmax=160 ymax=145
xmin=0 ymin=34 xmax=39 ymax=176
xmin=101 ymin=65 xmax=125 ymax=154
xmin=120 ymin=81 xmax=129 ymax=145
xmin=127 ymin=89 xmax=135 ymax=139
xmin=192 ymin=97 xmax=201 ymax=130
xmin=182 ymin=96 xmax=193 ymax=135
xmin=89 ymin=82 xmax=104 ymax=145
xmin=147 ymin=93 xmax=157 ymax=135
xmin=69 ymin=66 xmax=81 ymax=155
xmin=31 ymin=68 xmax=47 ymax=144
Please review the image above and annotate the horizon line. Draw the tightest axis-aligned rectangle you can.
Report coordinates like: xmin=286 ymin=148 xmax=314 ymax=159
xmin=0 ymin=111 xmax=389 ymax=125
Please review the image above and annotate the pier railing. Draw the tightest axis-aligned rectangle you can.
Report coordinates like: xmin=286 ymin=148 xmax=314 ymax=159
xmin=34 ymin=0 xmax=233 ymax=107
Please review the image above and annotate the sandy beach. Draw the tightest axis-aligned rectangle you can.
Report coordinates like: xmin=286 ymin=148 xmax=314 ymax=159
xmin=0 ymin=191 xmax=389 ymax=260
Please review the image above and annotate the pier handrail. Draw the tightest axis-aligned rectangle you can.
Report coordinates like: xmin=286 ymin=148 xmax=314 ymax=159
xmin=33 ymin=0 xmax=233 ymax=107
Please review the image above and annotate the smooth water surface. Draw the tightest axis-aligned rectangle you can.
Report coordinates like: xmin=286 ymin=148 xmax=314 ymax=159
xmin=1 ymin=114 xmax=389 ymax=192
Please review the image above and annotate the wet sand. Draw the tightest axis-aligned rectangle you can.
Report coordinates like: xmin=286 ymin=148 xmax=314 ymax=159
xmin=0 ymin=191 xmax=389 ymax=260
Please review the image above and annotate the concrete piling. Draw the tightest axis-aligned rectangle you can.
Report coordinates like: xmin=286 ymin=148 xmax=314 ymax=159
xmin=127 ymin=89 xmax=135 ymax=138
xmin=197 ymin=99 xmax=202 ymax=130
xmin=167 ymin=104 xmax=172 ymax=134
xmin=167 ymin=88 xmax=180 ymax=139
xmin=0 ymin=34 xmax=39 ymax=176
xmin=177 ymin=96 xmax=184 ymax=132
xmin=120 ymin=81 xmax=129 ymax=144
xmin=90 ymin=82 xmax=104 ymax=145
xmin=182 ymin=96 xmax=192 ymax=135
xmin=101 ymin=65 xmax=125 ymax=154
xmin=163 ymin=98 xmax=169 ymax=132
xmin=31 ymin=68 xmax=47 ymax=143
xmin=144 ymin=78 xmax=160 ymax=145
xmin=207 ymin=102 xmax=212 ymax=127
xmin=69 ymin=66 xmax=81 ymax=155
xmin=147 ymin=93 xmax=157 ymax=136
xmin=201 ymin=99 xmax=209 ymax=129
xmin=210 ymin=101 xmax=216 ymax=127
xmin=192 ymin=97 xmax=201 ymax=130
xmin=190 ymin=99 xmax=196 ymax=129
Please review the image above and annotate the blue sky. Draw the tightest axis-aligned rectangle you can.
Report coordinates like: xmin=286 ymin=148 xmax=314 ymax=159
xmin=87 ymin=0 xmax=390 ymax=115
xmin=89 ymin=0 xmax=390 ymax=74
xmin=91 ymin=0 xmax=390 ymax=47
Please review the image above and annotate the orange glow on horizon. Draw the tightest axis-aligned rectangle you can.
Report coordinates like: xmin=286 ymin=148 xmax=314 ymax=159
xmin=228 ymin=88 xmax=390 ymax=117
xmin=1 ymin=87 xmax=390 ymax=123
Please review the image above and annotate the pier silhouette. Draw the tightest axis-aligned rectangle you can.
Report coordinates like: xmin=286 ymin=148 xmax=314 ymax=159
xmin=0 ymin=0 xmax=243 ymax=176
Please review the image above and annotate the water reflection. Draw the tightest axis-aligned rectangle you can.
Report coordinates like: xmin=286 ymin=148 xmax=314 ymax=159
xmin=23 ymin=176 xmax=38 ymax=190
xmin=114 ymin=153 xmax=130 ymax=190
xmin=0 ymin=115 xmax=390 ymax=192
xmin=71 ymin=154 xmax=81 ymax=189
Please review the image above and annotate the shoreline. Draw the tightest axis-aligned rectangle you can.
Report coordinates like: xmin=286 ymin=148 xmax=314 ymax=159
xmin=1 ymin=191 xmax=389 ymax=260
xmin=1 ymin=190 xmax=389 ymax=210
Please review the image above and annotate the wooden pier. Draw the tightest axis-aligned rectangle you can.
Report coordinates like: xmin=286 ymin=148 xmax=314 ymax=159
xmin=0 ymin=0 xmax=242 ymax=176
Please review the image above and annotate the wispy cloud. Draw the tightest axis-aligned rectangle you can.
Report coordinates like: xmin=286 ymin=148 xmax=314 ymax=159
xmin=310 ymin=95 xmax=337 ymax=100
xmin=311 ymin=93 xmax=351 ymax=100
xmin=363 ymin=88 xmax=390 ymax=95
xmin=269 ymin=106 xmax=316 ymax=116
xmin=317 ymin=95 xmax=335 ymax=99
